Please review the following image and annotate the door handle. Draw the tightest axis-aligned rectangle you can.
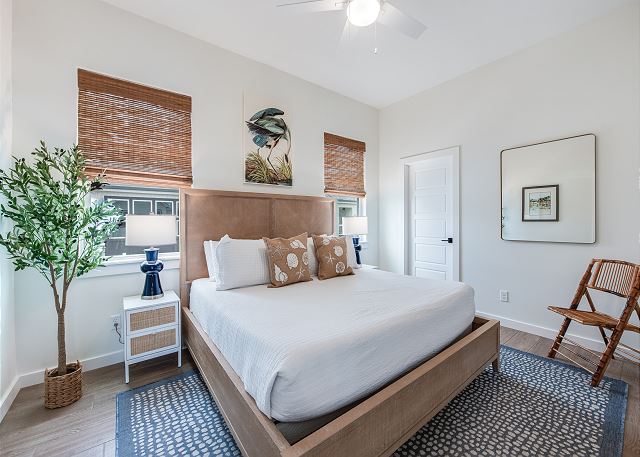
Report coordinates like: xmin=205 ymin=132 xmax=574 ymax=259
xmin=441 ymin=237 xmax=453 ymax=244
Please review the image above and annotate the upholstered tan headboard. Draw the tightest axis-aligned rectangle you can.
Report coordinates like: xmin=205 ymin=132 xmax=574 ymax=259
xmin=179 ymin=189 xmax=335 ymax=306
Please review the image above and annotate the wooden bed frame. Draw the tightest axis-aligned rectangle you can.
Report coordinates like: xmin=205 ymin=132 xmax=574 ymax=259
xmin=179 ymin=188 xmax=500 ymax=457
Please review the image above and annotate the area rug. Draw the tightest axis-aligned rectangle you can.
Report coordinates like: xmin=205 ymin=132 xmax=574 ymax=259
xmin=116 ymin=346 xmax=627 ymax=457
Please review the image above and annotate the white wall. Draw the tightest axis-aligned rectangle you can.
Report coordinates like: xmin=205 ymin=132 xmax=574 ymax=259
xmin=0 ymin=0 xmax=17 ymax=420
xmin=11 ymin=0 xmax=379 ymax=379
xmin=379 ymin=2 xmax=640 ymax=347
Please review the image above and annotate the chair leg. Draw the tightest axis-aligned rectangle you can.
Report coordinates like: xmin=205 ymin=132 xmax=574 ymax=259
xmin=585 ymin=291 xmax=613 ymax=354
xmin=597 ymin=326 xmax=613 ymax=360
xmin=591 ymin=329 xmax=621 ymax=387
xmin=548 ymin=317 xmax=572 ymax=359
xmin=591 ymin=299 xmax=636 ymax=387
xmin=549 ymin=264 xmax=593 ymax=358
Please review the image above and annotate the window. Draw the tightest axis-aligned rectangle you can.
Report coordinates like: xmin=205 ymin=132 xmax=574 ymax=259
xmin=78 ymin=69 xmax=191 ymax=259
xmin=91 ymin=186 xmax=179 ymax=258
xmin=324 ymin=133 xmax=366 ymax=237
xmin=77 ymin=69 xmax=192 ymax=188
xmin=335 ymin=196 xmax=360 ymax=235
xmin=324 ymin=132 xmax=366 ymax=197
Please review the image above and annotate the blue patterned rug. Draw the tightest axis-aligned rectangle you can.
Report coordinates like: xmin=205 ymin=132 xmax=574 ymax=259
xmin=116 ymin=346 xmax=627 ymax=456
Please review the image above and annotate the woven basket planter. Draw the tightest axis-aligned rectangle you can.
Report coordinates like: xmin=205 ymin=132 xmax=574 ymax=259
xmin=44 ymin=361 xmax=82 ymax=409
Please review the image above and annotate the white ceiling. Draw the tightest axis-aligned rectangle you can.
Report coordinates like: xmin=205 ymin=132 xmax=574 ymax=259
xmin=101 ymin=0 xmax=629 ymax=108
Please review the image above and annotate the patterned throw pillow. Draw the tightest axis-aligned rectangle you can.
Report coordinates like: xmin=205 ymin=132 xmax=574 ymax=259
xmin=263 ymin=233 xmax=312 ymax=288
xmin=312 ymin=235 xmax=354 ymax=280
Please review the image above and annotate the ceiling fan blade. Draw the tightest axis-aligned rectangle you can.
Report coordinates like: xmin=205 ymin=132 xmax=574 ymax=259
xmin=378 ymin=1 xmax=426 ymax=39
xmin=276 ymin=0 xmax=347 ymax=14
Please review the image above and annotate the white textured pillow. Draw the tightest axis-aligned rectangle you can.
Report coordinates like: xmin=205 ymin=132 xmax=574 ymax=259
xmin=214 ymin=235 xmax=270 ymax=290
xmin=203 ymin=240 xmax=219 ymax=281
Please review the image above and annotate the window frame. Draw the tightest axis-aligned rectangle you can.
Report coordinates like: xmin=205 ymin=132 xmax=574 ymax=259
xmin=132 ymin=199 xmax=153 ymax=215
xmin=327 ymin=194 xmax=367 ymax=242
xmin=91 ymin=185 xmax=180 ymax=261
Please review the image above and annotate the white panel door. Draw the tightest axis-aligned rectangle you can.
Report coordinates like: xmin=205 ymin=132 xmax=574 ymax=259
xmin=407 ymin=154 xmax=456 ymax=280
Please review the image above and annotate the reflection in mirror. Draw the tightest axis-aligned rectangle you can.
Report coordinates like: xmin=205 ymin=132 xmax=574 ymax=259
xmin=501 ymin=134 xmax=596 ymax=243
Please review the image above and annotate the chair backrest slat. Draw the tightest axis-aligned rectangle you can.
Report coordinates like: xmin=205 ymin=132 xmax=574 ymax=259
xmin=609 ymin=263 xmax=619 ymax=291
xmin=588 ymin=259 xmax=640 ymax=299
xmin=624 ymin=266 xmax=635 ymax=296
xmin=603 ymin=262 xmax=613 ymax=290
xmin=619 ymin=264 xmax=629 ymax=294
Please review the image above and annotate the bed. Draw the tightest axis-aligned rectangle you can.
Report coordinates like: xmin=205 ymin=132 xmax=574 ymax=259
xmin=180 ymin=188 xmax=500 ymax=457
xmin=190 ymin=268 xmax=475 ymax=423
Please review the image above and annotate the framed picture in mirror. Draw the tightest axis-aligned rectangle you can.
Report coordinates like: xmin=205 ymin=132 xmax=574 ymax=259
xmin=522 ymin=185 xmax=559 ymax=221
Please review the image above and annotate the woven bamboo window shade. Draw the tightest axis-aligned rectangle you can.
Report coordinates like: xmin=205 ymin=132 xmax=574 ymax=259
xmin=77 ymin=69 xmax=192 ymax=188
xmin=324 ymin=132 xmax=366 ymax=197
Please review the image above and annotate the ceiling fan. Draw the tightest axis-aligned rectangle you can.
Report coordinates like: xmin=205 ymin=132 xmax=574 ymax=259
xmin=276 ymin=0 xmax=426 ymax=40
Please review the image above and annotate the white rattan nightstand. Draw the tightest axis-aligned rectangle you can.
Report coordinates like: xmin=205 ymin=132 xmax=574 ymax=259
xmin=123 ymin=290 xmax=181 ymax=383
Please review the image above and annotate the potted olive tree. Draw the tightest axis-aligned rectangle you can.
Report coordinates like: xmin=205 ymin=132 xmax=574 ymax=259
xmin=0 ymin=142 xmax=120 ymax=408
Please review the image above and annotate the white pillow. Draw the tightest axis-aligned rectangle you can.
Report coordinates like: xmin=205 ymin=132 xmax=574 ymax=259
xmin=203 ymin=240 xmax=219 ymax=281
xmin=307 ymin=237 xmax=319 ymax=276
xmin=214 ymin=235 xmax=270 ymax=290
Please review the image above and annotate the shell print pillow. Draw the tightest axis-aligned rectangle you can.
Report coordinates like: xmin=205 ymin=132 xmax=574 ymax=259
xmin=263 ymin=233 xmax=312 ymax=288
xmin=312 ymin=235 xmax=354 ymax=280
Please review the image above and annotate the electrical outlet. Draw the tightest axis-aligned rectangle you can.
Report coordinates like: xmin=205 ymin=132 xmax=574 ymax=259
xmin=499 ymin=290 xmax=509 ymax=302
xmin=111 ymin=314 xmax=121 ymax=329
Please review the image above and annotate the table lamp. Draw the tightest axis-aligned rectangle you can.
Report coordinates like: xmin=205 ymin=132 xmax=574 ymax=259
xmin=125 ymin=215 xmax=177 ymax=299
xmin=342 ymin=216 xmax=368 ymax=265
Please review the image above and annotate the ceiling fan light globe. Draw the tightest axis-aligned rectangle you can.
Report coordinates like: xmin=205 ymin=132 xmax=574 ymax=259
xmin=347 ymin=0 xmax=380 ymax=27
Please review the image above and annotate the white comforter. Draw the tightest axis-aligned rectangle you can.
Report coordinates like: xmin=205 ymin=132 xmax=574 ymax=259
xmin=190 ymin=269 xmax=475 ymax=422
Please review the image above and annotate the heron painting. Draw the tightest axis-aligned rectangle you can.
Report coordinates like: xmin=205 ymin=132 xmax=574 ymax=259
xmin=244 ymin=106 xmax=292 ymax=186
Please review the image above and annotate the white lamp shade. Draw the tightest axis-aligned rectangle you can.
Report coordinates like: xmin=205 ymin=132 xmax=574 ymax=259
xmin=125 ymin=215 xmax=177 ymax=246
xmin=342 ymin=216 xmax=368 ymax=235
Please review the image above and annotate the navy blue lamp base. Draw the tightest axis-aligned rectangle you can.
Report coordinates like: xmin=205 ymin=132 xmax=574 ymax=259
xmin=352 ymin=236 xmax=362 ymax=265
xmin=140 ymin=248 xmax=165 ymax=300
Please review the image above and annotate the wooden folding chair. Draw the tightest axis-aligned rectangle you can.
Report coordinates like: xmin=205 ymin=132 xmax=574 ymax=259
xmin=548 ymin=258 xmax=640 ymax=387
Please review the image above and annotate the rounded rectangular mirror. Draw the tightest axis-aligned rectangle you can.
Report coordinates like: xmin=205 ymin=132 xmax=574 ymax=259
xmin=501 ymin=134 xmax=596 ymax=243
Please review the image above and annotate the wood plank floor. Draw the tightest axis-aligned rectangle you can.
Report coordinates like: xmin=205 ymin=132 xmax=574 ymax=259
xmin=0 ymin=327 xmax=637 ymax=457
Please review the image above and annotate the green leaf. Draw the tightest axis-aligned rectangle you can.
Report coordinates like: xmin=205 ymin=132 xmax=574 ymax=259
xmin=0 ymin=142 xmax=120 ymax=286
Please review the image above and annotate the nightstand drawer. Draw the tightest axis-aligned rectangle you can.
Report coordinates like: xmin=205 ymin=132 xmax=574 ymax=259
xmin=129 ymin=327 xmax=177 ymax=358
xmin=128 ymin=304 xmax=177 ymax=332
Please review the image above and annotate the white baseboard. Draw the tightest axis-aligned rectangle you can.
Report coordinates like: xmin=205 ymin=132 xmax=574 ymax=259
xmin=18 ymin=350 xmax=124 ymax=389
xmin=0 ymin=350 xmax=124 ymax=422
xmin=0 ymin=376 xmax=21 ymax=423
xmin=477 ymin=311 xmax=605 ymax=352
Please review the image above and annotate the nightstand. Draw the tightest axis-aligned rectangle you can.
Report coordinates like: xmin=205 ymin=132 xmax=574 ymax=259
xmin=123 ymin=290 xmax=181 ymax=383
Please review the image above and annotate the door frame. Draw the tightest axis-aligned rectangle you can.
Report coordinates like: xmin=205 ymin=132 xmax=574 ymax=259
xmin=402 ymin=146 xmax=460 ymax=280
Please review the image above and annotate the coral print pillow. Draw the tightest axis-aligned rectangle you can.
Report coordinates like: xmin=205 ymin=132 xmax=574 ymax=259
xmin=312 ymin=235 xmax=354 ymax=280
xmin=263 ymin=233 xmax=312 ymax=288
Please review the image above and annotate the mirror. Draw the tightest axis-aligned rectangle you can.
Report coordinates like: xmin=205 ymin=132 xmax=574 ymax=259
xmin=501 ymin=134 xmax=596 ymax=243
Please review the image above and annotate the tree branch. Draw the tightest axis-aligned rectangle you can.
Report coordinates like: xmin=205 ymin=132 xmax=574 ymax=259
xmin=42 ymin=238 xmax=61 ymax=312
